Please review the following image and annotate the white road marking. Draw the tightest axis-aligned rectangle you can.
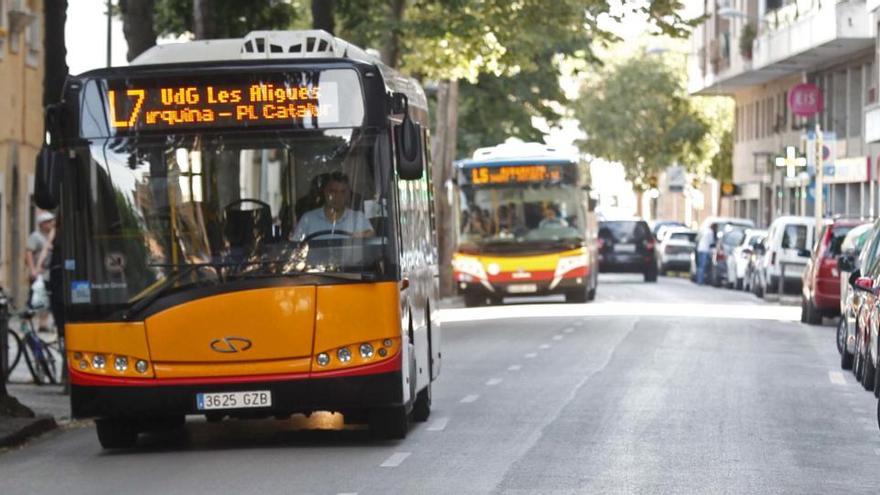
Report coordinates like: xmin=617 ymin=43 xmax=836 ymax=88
xmin=460 ymin=394 xmax=479 ymax=403
xmin=427 ymin=417 xmax=449 ymax=432
xmin=337 ymin=492 xmax=358 ymax=495
xmin=486 ymin=378 xmax=503 ymax=386
xmin=539 ymin=344 xmax=551 ymax=349
xmin=552 ymin=335 xmax=563 ymax=341
xmin=865 ymin=424 xmax=876 ymax=432
xmin=874 ymin=448 xmax=880 ymax=456
xmin=563 ymin=328 xmax=574 ymax=334
xmin=525 ymin=353 xmax=538 ymax=358
xmin=508 ymin=364 xmax=522 ymax=371
xmin=380 ymin=452 xmax=411 ymax=468
xmin=853 ymin=407 xmax=865 ymax=414
xmin=858 ymin=417 xmax=872 ymax=424
xmin=829 ymin=371 xmax=847 ymax=385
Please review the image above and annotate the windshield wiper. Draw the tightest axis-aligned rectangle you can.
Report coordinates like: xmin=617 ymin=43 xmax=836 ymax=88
xmin=123 ymin=263 xmax=218 ymax=320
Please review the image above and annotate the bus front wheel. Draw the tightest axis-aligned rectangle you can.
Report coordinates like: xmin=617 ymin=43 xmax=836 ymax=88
xmin=411 ymin=385 xmax=431 ymax=422
xmin=95 ymin=418 xmax=138 ymax=449
xmin=370 ymin=406 xmax=409 ymax=440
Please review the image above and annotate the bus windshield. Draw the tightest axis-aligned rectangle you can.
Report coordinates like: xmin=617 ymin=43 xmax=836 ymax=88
xmin=457 ymin=181 xmax=586 ymax=253
xmin=68 ymin=128 xmax=396 ymax=312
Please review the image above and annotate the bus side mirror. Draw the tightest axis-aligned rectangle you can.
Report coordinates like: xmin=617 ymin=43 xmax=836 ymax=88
xmin=395 ymin=114 xmax=423 ymax=180
xmin=34 ymin=147 xmax=65 ymax=210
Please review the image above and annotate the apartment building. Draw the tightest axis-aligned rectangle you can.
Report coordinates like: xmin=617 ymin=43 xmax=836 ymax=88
xmin=0 ymin=0 xmax=43 ymax=303
xmin=690 ymin=0 xmax=879 ymax=227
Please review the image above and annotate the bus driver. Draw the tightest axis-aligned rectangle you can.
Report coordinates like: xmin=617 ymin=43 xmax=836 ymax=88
xmin=292 ymin=172 xmax=374 ymax=241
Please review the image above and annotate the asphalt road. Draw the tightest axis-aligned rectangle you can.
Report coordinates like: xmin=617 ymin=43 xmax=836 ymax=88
xmin=2 ymin=274 xmax=880 ymax=494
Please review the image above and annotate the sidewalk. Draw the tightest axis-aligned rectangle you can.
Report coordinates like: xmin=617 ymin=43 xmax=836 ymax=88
xmin=0 ymin=384 xmax=65 ymax=448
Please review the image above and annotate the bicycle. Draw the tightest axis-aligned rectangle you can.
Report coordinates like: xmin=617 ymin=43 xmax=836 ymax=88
xmin=1 ymin=289 xmax=61 ymax=385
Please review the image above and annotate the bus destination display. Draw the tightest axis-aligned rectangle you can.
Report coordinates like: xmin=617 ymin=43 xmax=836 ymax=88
xmin=103 ymin=77 xmax=340 ymax=133
xmin=469 ymin=165 xmax=563 ymax=185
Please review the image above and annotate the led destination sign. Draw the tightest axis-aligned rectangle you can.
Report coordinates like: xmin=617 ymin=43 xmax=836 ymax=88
xmin=85 ymin=69 xmax=364 ymax=136
xmin=469 ymin=165 xmax=564 ymax=185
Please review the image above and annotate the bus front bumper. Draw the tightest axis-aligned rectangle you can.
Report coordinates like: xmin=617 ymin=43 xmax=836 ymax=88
xmin=70 ymin=368 xmax=403 ymax=419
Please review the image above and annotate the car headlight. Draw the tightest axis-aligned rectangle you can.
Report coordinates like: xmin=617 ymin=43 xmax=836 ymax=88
xmin=452 ymin=256 xmax=487 ymax=279
xmin=555 ymin=254 xmax=589 ymax=278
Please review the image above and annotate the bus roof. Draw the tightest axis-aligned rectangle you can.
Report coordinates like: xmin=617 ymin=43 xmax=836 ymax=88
xmin=80 ymin=30 xmax=428 ymax=115
xmin=455 ymin=142 xmax=579 ymax=169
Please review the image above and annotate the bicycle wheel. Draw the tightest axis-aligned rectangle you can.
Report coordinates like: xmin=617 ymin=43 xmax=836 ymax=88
xmin=23 ymin=332 xmax=56 ymax=385
xmin=4 ymin=330 xmax=23 ymax=377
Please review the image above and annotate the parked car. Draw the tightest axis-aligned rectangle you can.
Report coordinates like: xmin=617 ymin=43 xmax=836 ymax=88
xmin=656 ymin=227 xmax=696 ymax=275
xmin=727 ymin=229 xmax=767 ymax=291
xmin=744 ymin=234 xmax=768 ymax=295
xmin=837 ymin=222 xmax=875 ymax=370
xmin=839 ymin=218 xmax=880 ymax=391
xmin=756 ymin=216 xmax=815 ymax=297
xmin=651 ymin=220 xmax=686 ymax=242
xmin=598 ymin=219 xmax=658 ymax=282
xmin=689 ymin=216 xmax=755 ymax=283
xmin=801 ymin=219 xmax=863 ymax=324
xmin=711 ymin=224 xmax=748 ymax=288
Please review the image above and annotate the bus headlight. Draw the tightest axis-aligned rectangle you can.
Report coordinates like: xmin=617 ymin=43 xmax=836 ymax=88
xmin=337 ymin=348 xmax=352 ymax=363
xmin=92 ymin=354 xmax=106 ymax=369
xmin=554 ymin=254 xmax=589 ymax=278
xmin=452 ymin=256 xmax=487 ymax=279
xmin=114 ymin=356 xmax=128 ymax=372
xmin=135 ymin=360 xmax=149 ymax=373
xmin=359 ymin=343 xmax=374 ymax=358
xmin=316 ymin=353 xmax=330 ymax=366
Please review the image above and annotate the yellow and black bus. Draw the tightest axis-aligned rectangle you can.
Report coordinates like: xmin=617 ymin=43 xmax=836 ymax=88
xmin=36 ymin=30 xmax=440 ymax=447
xmin=452 ymin=143 xmax=598 ymax=306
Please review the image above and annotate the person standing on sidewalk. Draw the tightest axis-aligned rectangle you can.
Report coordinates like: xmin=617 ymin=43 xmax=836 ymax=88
xmin=25 ymin=211 xmax=55 ymax=331
xmin=696 ymin=224 xmax=717 ymax=285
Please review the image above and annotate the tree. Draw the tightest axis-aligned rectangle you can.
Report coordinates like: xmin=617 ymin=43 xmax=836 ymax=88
xmin=119 ymin=0 xmax=157 ymax=61
xmin=153 ymin=0 xmax=303 ymax=39
xmin=573 ymin=52 xmax=710 ymax=191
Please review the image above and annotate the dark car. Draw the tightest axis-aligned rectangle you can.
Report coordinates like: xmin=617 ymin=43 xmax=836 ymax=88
xmin=598 ymin=219 xmax=657 ymax=282
xmin=801 ymin=219 xmax=862 ymax=324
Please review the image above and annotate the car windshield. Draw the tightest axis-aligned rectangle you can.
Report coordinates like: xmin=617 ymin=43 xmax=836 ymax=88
xmin=722 ymin=228 xmax=745 ymax=247
xmin=67 ymin=129 xmax=396 ymax=311
xmin=827 ymin=226 xmax=854 ymax=257
xmin=781 ymin=224 xmax=808 ymax=250
xmin=668 ymin=232 xmax=696 ymax=242
xmin=599 ymin=221 xmax=650 ymax=243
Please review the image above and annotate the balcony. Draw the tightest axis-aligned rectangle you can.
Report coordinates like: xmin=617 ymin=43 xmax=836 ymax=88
xmin=690 ymin=0 xmax=874 ymax=95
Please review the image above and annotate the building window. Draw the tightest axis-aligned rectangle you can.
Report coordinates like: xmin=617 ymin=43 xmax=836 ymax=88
xmin=24 ymin=11 xmax=38 ymax=67
xmin=850 ymin=65 xmax=863 ymax=137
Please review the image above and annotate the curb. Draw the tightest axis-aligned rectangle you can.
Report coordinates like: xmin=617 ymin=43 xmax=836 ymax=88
xmin=0 ymin=415 xmax=57 ymax=448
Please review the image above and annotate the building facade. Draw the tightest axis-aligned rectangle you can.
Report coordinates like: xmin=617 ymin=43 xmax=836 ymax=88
xmin=0 ymin=0 xmax=44 ymax=303
xmin=690 ymin=0 xmax=879 ymax=227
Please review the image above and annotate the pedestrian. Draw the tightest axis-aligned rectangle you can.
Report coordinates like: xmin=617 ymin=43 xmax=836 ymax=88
xmin=25 ymin=211 xmax=55 ymax=331
xmin=696 ymin=223 xmax=716 ymax=285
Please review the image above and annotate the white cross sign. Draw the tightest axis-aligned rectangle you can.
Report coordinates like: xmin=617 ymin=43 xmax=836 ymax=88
xmin=775 ymin=146 xmax=807 ymax=178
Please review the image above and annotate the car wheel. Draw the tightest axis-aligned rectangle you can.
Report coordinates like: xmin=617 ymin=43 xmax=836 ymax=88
xmin=586 ymin=287 xmax=596 ymax=301
xmin=644 ymin=269 xmax=657 ymax=283
xmin=566 ymin=289 xmax=588 ymax=303
xmin=95 ymin=418 xmax=139 ymax=449
xmin=864 ymin=354 xmax=876 ymax=391
xmin=837 ymin=317 xmax=847 ymax=354
xmin=805 ymin=298 xmax=822 ymax=325
xmin=735 ymin=278 xmax=743 ymax=291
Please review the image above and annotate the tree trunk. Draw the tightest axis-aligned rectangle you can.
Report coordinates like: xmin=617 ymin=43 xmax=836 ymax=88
xmin=381 ymin=0 xmax=406 ymax=68
xmin=119 ymin=0 xmax=157 ymax=62
xmin=431 ymin=80 xmax=459 ymax=298
xmin=311 ymin=0 xmax=335 ymax=34
xmin=43 ymin=0 xmax=68 ymax=108
xmin=193 ymin=0 xmax=218 ymax=40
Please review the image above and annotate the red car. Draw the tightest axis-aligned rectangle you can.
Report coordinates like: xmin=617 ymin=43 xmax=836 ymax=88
xmin=801 ymin=219 xmax=863 ymax=324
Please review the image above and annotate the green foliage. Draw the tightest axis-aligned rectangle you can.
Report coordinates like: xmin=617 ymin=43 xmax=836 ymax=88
xmin=153 ymin=0 xmax=307 ymax=38
xmin=573 ymin=53 xmax=711 ymax=190
xmin=739 ymin=22 xmax=756 ymax=60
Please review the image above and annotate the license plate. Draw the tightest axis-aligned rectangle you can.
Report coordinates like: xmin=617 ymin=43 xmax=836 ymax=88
xmin=507 ymin=284 xmax=538 ymax=294
xmin=196 ymin=390 xmax=272 ymax=411
xmin=614 ymin=244 xmax=636 ymax=253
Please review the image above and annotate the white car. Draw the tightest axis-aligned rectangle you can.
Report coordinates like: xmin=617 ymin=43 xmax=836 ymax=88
xmin=758 ymin=216 xmax=816 ymax=296
xmin=726 ymin=229 xmax=767 ymax=290
xmin=657 ymin=227 xmax=696 ymax=274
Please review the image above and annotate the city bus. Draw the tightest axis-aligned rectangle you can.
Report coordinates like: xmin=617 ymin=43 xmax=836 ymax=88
xmin=452 ymin=143 xmax=598 ymax=306
xmin=35 ymin=30 xmax=440 ymax=447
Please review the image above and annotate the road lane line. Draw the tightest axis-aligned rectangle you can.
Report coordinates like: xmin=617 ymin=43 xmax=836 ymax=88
xmin=525 ymin=353 xmax=538 ymax=358
xmin=552 ymin=335 xmax=563 ymax=341
xmin=427 ymin=417 xmax=449 ymax=431
xmin=380 ymin=452 xmax=411 ymax=468
xmin=460 ymin=394 xmax=479 ymax=403
xmin=874 ymin=448 xmax=880 ymax=456
xmin=539 ymin=344 xmax=551 ymax=349
xmin=563 ymin=328 xmax=574 ymax=334
xmin=852 ymin=407 xmax=865 ymax=414
xmin=829 ymin=371 xmax=847 ymax=385
xmin=486 ymin=378 xmax=502 ymax=386
xmin=508 ymin=364 xmax=522 ymax=371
